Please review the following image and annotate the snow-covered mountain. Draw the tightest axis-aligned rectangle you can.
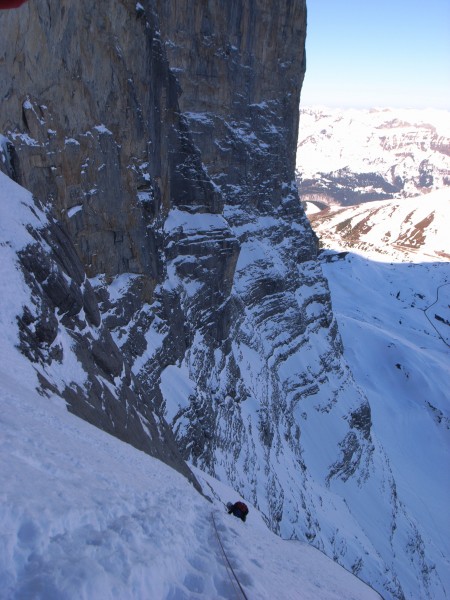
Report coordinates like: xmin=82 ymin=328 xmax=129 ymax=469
xmin=309 ymin=187 xmax=450 ymax=262
xmin=296 ymin=107 xmax=450 ymax=209
xmin=1 ymin=4 xmax=449 ymax=599
xmin=307 ymin=190 xmax=450 ymax=599
xmin=1 ymin=169 xmax=448 ymax=600
xmin=0 ymin=177 xmax=379 ymax=600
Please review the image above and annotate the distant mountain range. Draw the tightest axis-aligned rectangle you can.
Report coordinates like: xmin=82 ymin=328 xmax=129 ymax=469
xmin=296 ymin=107 xmax=450 ymax=209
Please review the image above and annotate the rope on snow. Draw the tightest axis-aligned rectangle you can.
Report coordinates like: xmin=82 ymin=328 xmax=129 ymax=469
xmin=211 ymin=511 xmax=249 ymax=600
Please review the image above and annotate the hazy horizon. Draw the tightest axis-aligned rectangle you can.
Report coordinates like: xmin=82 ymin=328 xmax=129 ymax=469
xmin=299 ymin=103 xmax=450 ymax=112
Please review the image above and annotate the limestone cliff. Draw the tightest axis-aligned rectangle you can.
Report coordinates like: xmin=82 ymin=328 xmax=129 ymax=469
xmin=0 ymin=2 xmax=441 ymax=598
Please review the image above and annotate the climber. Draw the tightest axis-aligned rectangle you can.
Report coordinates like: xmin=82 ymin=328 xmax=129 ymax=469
xmin=0 ymin=0 xmax=28 ymax=8
xmin=226 ymin=501 xmax=249 ymax=522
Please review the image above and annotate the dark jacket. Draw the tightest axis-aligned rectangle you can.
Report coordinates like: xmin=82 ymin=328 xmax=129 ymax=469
xmin=227 ymin=501 xmax=249 ymax=522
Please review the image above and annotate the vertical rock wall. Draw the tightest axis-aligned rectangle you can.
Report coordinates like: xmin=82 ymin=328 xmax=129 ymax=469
xmin=0 ymin=0 xmax=207 ymax=488
xmin=157 ymin=0 xmax=307 ymax=212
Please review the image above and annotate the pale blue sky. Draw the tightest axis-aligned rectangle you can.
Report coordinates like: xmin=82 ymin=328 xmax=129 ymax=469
xmin=301 ymin=0 xmax=450 ymax=109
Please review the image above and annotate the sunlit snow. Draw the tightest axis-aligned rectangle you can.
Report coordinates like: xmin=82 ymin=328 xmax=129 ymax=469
xmin=0 ymin=172 xmax=381 ymax=599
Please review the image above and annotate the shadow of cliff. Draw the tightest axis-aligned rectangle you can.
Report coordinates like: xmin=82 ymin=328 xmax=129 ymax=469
xmin=318 ymin=248 xmax=450 ymax=349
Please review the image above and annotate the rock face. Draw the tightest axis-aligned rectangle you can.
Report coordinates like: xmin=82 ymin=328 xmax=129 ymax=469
xmin=0 ymin=2 xmax=444 ymax=598
xmin=0 ymin=170 xmax=198 ymax=489
xmin=0 ymin=0 xmax=210 ymax=488
xmin=157 ymin=1 xmax=306 ymax=213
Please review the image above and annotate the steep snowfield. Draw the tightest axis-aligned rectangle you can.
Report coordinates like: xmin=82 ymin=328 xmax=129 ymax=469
xmin=0 ymin=173 xmax=381 ymax=598
xmin=310 ymin=191 xmax=450 ymax=599
xmin=0 ymin=356 xmax=380 ymax=599
xmin=0 ymin=365 xmax=383 ymax=600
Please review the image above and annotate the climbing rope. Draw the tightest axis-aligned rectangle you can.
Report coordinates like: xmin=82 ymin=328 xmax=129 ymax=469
xmin=211 ymin=511 xmax=249 ymax=600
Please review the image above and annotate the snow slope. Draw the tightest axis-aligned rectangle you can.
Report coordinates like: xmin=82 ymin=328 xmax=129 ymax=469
xmin=0 ymin=352 xmax=381 ymax=599
xmin=0 ymin=172 xmax=381 ymax=598
xmin=322 ymin=253 xmax=449 ymax=546
xmin=309 ymin=187 xmax=450 ymax=261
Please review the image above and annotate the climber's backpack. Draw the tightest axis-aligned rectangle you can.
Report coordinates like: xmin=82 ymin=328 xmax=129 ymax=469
xmin=234 ymin=501 xmax=249 ymax=516
xmin=0 ymin=1 xmax=29 ymax=9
